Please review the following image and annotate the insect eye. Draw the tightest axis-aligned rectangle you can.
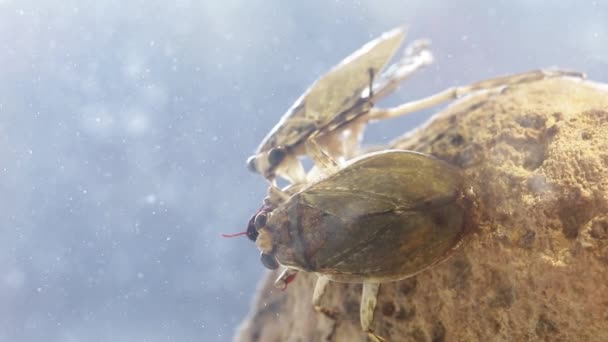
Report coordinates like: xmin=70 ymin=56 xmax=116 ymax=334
xmin=260 ymin=253 xmax=279 ymax=270
xmin=246 ymin=155 xmax=258 ymax=173
xmin=254 ymin=212 xmax=267 ymax=230
xmin=268 ymin=147 xmax=286 ymax=167
xmin=246 ymin=214 xmax=259 ymax=242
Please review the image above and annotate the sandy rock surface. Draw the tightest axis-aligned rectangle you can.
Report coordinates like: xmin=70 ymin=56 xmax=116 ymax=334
xmin=235 ymin=78 xmax=608 ymax=342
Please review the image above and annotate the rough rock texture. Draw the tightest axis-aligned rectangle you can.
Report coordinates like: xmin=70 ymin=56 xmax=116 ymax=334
xmin=235 ymin=78 xmax=608 ymax=342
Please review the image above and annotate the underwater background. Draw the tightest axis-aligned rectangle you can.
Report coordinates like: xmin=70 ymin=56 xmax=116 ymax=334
xmin=1 ymin=1 xmax=606 ymax=341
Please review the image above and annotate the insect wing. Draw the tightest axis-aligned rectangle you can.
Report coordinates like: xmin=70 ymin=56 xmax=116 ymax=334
xmin=257 ymin=28 xmax=406 ymax=152
xmin=293 ymin=150 xmax=466 ymax=279
xmin=313 ymin=199 xmax=465 ymax=281
xmin=309 ymin=150 xmax=464 ymax=210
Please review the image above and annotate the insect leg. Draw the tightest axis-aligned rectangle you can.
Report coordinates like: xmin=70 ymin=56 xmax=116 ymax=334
xmin=340 ymin=117 xmax=367 ymax=159
xmin=274 ymin=154 xmax=307 ymax=185
xmin=366 ymin=39 xmax=434 ymax=101
xmin=264 ymin=184 xmax=291 ymax=207
xmin=360 ymin=282 xmax=384 ymax=341
xmin=312 ymin=276 xmax=334 ymax=317
xmin=368 ymin=69 xmax=584 ymax=121
xmin=305 ymin=138 xmax=340 ymax=176
xmin=274 ymin=268 xmax=298 ymax=290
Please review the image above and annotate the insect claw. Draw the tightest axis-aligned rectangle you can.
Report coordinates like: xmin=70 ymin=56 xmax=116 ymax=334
xmin=367 ymin=332 xmax=386 ymax=342
xmin=274 ymin=268 xmax=298 ymax=290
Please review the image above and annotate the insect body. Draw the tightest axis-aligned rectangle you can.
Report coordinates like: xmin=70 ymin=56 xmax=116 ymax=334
xmin=247 ymin=28 xmax=434 ymax=184
xmin=252 ymin=150 xmax=472 ymax=340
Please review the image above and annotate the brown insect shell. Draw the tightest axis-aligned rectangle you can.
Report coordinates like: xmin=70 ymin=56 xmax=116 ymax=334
xmin=256 ymin=149 xmax=470 ymax=283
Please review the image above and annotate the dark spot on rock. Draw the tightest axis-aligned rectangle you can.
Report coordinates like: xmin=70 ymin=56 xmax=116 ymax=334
xmin=496 ymin=212 xmax=511 ymax=224
xmin=450 ymin=134 xmax=465 ymax=146
xmin=523 ymin=142 xmax=546 ymax=171
xmin=516 ymin=113 xmax=546 ymax=129
xmin=590 ymin=218 xmax=608 ymax=240
xmin=382 ymin=302 xmax=396 ymax=317
xmin=454 ymin=143 xmax=482 ymax=168
xmin=489 ymin=317 xmax=501 ymax=334
xmin=434 ymin=132 xmax=445 ymax=142
xmin=558 ymin=196 xmax=594 ymax=240
xmin=545 ymin=124 xmax=560 ymax=138
xmin=432 ymin=321 xmax=446 ymax=342
xmin=395 ymin=304 xmax=416 ymax=321
xmin=500 ymin=135 xmax=547 ymax=171
xmin=552 ymin=112 xmax=564 ymax=121
xmin=582 ymin=109 xmax=608 ymax=124
xmin=562 ymin=220 xmax=581 ymax=240
xmin=535 ymin=314 xmax=558 ymax=337
xmin=494 ymin=232 xmax=512 ymax=246
xmin=517 ymin=229 xmax=536 ymax=249
xmin=410 ymin=326 xmax=427 ymax=342
xmin=490 ymin=286 xmax=516 ymax=309
xmin=399 ymin=278 xmax=417 ymax=296
xmin=601 ymin=154 xmax=608 ymax=168
xmin=448 ymin=257 xmax=472 ymax=291
xmin=527 ymin=175 xmax=551 ymax=194
xmin=581 ymin=131 xmax=593 ymax=140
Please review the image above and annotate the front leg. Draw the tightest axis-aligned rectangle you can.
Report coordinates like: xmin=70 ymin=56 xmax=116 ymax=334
xmin=274 ymin=268 xmax=298 ymax=290
xmin=263 ymin=184 xmax=291 ymax=208
xmin=305 ymin=138 xmax=340 ymax=179
xmin=274 ymin=153 xmax=307 ymax=185
xmin=361 ymin=283 xmax=384 ymax=342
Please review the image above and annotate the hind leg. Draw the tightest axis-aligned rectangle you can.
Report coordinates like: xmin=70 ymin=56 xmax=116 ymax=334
xmin=368 ymin=69 xmax=584 ymax=121
xmin=311 ymin=276 xmax=338 ymax=318
xmin=360 ymin=283 xmax=384 ymax=341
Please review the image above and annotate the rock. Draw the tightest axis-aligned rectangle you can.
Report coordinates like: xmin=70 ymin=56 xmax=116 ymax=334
xmin=234 ymin=78 xmax=608 ymax=341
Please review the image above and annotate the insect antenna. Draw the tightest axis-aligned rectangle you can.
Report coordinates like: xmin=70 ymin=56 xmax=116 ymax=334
xmin=221 ymin=231 xmax=249 ymax=238
xmin=221 ymin=213 xmax=259 ymax=241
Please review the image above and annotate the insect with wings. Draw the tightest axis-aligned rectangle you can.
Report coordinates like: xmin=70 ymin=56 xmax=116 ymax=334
xmin=252 ymin=150 xmax=473 ymax=341
xmin=246 ymin=27 xmax=581 ymax=190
